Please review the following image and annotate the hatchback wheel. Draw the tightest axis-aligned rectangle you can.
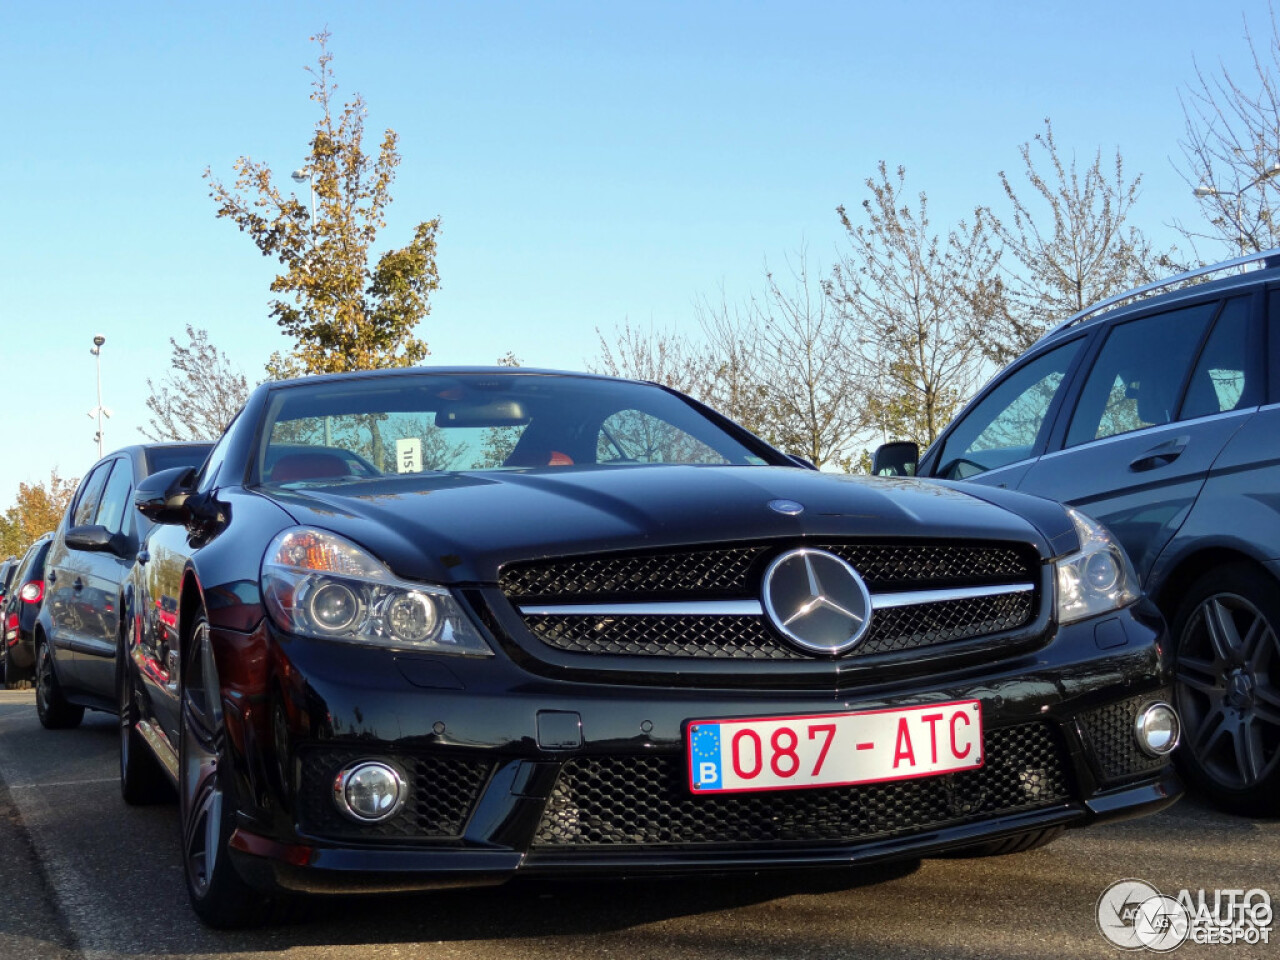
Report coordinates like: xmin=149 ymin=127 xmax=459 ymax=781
xmin=34 ymin=636 xmax=84 ymax=730
xmin=180 ymin=611 xmax=270 ymax=928
xmin=118 ymin=630 xmax=173 ymax=804
xmin=1172 ymin=565 xmax=1280 ymax=815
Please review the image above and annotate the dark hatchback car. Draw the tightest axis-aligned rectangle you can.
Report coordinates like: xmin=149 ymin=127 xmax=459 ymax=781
xmin=123 ymin=368 xmax=1179 ymax=928
xmin=3 ymin=535 xmax=52 ymax=687
xmin=34 ymin=442 xmax=211 ymax=727
xmin=875 ymin=248 xmax=1280 ymax=815
xmin=0 ymin=556 xmax=18 ymax=608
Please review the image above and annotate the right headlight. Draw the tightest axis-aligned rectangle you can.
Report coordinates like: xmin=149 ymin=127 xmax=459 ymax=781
xmin=261 ymin=527 xmax=493 ymax=656
xmin=1055 ymin=508 xmax=1140 ymax=625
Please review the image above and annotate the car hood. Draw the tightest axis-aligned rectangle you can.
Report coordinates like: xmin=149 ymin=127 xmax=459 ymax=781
xmin=259 ymin=465 xmax=1072 ymax=584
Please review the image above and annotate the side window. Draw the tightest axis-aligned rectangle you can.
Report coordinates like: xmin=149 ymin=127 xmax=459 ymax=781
xmin=1180 ymin=297 xmax=1256 ymax=420
xmin=70 ymin=462 xmax=112 ymax=528
xmin=94 ymin=460 xmax=135 ymax=535
xmin=1065 ymin=302 xmax=1216 ymax=448
xmin=935 ymin=338 xmax=1083 ymax=479
xmin=197 ymin=425 xmax=236 ymax=494
xmin=1269 ymin=290 xmax=1280 ymax=405
xmin=597 ymin=410 xmax=728 ymax=464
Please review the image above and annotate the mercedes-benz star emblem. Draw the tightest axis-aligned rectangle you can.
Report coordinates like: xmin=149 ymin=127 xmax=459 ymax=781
xmin=761 ymin=548 xmax=873 ymax=655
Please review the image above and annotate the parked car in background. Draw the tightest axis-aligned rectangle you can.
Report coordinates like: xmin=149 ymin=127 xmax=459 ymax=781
xmin=3 ymin=536 xmax=52 ymax=687
xmin=874 ymin=248 xmax=1280 ymax=815
xmin=122 ymin=368 xmax=1177 ymax=928
xmin=33 ymin=442 xmax=211 ymax=727
xmin=0 ymin=556 xmax=18 ymax=609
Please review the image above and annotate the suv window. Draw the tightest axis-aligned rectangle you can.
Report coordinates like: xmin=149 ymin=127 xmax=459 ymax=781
xmin=1179 ymin=297 xmax=1257 ymax=420
xmin=70 ymin=461 xmax=113 ymax=528
xmin=934 ymin=337 xmax=1083 ymax=478
xmin=94 ymin=459 xmax=135 ymax=535
xmin=1065 ymin=302 xmax=1217 ymax=448
xmin=1270 ymin=289 xmax=1280 ymax=405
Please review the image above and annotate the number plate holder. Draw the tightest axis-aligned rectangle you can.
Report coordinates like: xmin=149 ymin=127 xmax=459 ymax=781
xmin=686 ymin=700 xmax=983 ymax=794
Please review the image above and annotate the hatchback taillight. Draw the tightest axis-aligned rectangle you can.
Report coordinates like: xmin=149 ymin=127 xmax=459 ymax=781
xmin=19 ymin=581 xmax=43 ymax=604
xmin=4 ymin=612 xmax=16 ymax=644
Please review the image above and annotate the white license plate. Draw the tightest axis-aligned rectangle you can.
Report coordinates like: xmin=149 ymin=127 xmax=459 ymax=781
xmin=686 ymin=700 xmax=984 ymax=794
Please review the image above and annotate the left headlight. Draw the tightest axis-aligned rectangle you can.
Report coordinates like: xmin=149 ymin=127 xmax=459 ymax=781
xmin=261 ymin=527 xmax=494 ymax=656
xmin=1055 ymin=508 xmax=1140 ymax=625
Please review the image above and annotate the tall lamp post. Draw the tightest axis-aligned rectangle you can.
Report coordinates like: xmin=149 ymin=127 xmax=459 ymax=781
xmin=291 ymin=167 xmax=329 ymax=443
xmin=1193 ymin=161 xmax=1280 ymax=254
xmin=88 ymin=334 xmax=110 ymax=458
xmin=291 ymin=169 xmax=316 ymax=243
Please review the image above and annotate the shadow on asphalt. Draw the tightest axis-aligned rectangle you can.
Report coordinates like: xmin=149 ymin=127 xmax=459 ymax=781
xmin=226 ymin=859 xmax=924 ymax=947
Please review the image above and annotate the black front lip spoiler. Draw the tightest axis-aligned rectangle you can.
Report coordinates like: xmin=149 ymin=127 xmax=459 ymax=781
xmin=229 ymin=769 xmax=1180 ymax=895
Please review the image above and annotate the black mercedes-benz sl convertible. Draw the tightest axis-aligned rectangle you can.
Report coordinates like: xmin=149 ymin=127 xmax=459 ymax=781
xmin=110 ymin=368 xmax=1180 ymax=926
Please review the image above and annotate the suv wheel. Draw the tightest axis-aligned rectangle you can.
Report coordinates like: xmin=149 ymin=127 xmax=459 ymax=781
xmin=34 ymin=635 xmax=84 ymax=730
xmin=1172 ymin=564 xmax=1280 ymax=815
xmin=180 ymin=611 xmax=270 ymax=928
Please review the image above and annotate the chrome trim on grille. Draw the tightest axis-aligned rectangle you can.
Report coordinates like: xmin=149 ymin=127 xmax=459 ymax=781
xmin=518 ymin=583 xmax=1035 ymax=618
xmin=519 ymin=600 xmax=764 ymax=617
xmin=871 ymin=583 xmax=1035 ymax=609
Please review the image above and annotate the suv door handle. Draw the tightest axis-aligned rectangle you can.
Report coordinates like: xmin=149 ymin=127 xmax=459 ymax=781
xmin=1129 ymin=436 xmax=1188 ymax=472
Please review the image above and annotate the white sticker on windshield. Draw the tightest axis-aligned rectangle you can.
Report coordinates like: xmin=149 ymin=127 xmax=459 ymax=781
xmin=396 ymin=438 xmax=422 ymax=474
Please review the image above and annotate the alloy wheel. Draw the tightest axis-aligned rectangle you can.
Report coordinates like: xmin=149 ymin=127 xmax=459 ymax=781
xmin=181 ymin=618 xmax=225 ymax=899
xmin=1175 ymin=591 xmax=1280 ymax=790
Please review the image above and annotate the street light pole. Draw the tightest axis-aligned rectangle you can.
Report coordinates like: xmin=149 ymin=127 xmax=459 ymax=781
xmin=291 ymin=169 xmax=316 ymax=244
xmin=89 ymin=334 xmax=108 ymax=458
xmin=1193 ymin=160 xmax=1280 ymax=254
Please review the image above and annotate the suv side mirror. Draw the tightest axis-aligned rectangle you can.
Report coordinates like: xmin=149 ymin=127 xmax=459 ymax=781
xmin=872 ymin=441 xmax=919 ymax=477
xmin=134 ymin=466 xmax=198 ymax=525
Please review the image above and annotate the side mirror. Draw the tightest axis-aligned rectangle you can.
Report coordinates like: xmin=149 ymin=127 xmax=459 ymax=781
xmin=134 ymin=466 xmax=198 ymax=525
xmin=871 ymin=441 xmax=919 ymax=477
xmin=64 ymin=524 xmax=133 ymax=556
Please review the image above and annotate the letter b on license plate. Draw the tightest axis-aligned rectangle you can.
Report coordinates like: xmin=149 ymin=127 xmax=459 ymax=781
xmin=687 ymin=700 xmax=983 ymax=794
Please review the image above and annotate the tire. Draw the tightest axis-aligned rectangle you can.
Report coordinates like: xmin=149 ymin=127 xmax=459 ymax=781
xmin=179 ymin=611 xmax=271 ymax=928
xmin=946 ymin=826 xmax=1064 ymax=858
xmin=1171 ymin=564 xmax=1280 ymax=816
xmin=118 ymin=630 xmax=174 ymax=805
xmin=34 ymin=635 xmax=84 ymax=730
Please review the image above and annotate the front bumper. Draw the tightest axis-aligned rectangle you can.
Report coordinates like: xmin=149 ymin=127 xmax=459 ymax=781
xmin=211 ymin=604 xmax=1181 ymax=895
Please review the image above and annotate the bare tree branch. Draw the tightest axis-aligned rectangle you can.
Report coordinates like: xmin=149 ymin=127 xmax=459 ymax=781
xmin=141 ymin=325 xmax=249 ymax=442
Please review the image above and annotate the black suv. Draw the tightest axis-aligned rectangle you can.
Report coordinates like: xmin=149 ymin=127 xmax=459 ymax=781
xmin=3 ymin=536 xmax=52 ymax=686
xmin=875 ymin=249 xmax=1280 ymax=814
xmin=34 ymin=443 xmax=211 ymax=727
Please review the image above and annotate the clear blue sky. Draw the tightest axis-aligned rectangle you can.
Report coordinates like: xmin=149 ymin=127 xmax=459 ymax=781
xmin=0 ymin=0 xmax=1269 ymax=510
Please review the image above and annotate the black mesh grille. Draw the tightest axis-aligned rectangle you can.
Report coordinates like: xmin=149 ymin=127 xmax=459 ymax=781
xmin=296 ymin=748 xmax=494 ymax=842
xmin=501 ymin=547 xmax=765 ymax=600
xmin=526 ymin=591 xmax=1034 ymax=660
xmin=501 ymin=541 xmax=1035 ymax=602
xmin=533 ymin=723 xmax=1070 ymax=847
xmin=1078 ymin=691 xmax=1172 ymax=782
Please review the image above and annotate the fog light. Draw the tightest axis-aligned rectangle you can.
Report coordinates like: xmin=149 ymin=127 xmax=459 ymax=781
xmin=333 ymin=762 xmax=407 ymax=823
xmin=1134 ymin=702 xmax=1180 ymax=758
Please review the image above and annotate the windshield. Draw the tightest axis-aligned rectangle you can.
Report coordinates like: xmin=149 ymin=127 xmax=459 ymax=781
xmin=255 ymin=373 xmax=777 ymax=484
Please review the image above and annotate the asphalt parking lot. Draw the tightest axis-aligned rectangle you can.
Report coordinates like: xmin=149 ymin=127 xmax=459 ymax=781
xmin=0 ymin=689 xmax=1274 ymax=960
